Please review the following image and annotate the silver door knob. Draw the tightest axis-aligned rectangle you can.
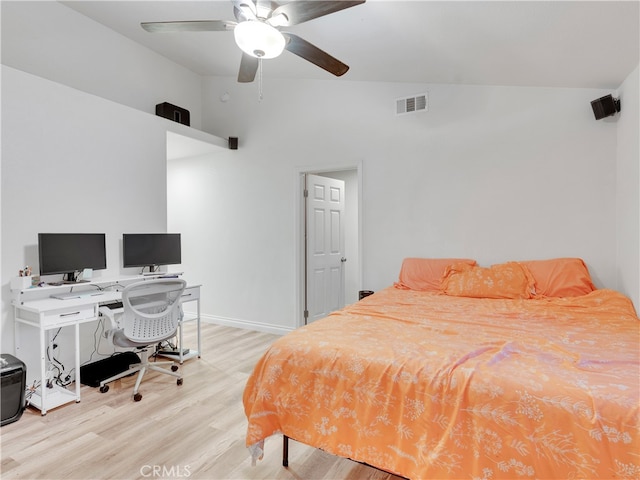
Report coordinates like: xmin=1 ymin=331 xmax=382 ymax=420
xmin=341 ymin=257 xmax=347 ymax=263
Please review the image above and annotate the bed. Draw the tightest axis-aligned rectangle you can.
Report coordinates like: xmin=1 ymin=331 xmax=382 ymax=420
xmin=243 ymin=258 xmax=639 ymax=479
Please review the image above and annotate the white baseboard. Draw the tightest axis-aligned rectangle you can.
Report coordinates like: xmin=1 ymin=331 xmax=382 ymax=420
xmin=197 ymin=313 xmax=294 ymax=336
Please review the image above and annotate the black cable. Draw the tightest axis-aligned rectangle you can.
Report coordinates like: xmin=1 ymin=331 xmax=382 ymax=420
xmin=51 ymin=346 xmax=65 ymax=372
xmin=98 ymin=282 xmax=126 ymax=291
xmin=45 ymin=330 xmax=61 ymax=387
xmin=55 ymin=367 xmax=74 ymax=387
xmin=51 ymin=328 xmax=61 ymax=343
xmin=46 ymin=328 xmax=76 ymax=388
xmin=46 ymin=345 xmax=67 ymax=388
xmin=83 ymin=317 xmax=109 ymax=365
xmin=48 ymin=328 xmax=69 ymax=383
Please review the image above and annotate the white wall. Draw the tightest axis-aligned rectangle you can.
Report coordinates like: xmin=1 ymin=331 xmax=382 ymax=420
xmin=616 ymin=65 xmax=640 ymax=310
xmin=2 ymin=0 xmax=637 ymax=342
xmin=165 ymin=76 xmax=622 ymax=332
xmin=0 ymin=66 xmax=172 ymax=353
xmin=1 ymin=1 xmax=204 ymax=129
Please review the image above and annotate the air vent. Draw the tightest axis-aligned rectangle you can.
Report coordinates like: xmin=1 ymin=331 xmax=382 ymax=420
xmin=396 ymin=93 xmax=428 ymax=115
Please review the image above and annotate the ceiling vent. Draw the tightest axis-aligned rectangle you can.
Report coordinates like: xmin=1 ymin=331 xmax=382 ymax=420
xmin=396 ymin=93 xmax=428 ymax=115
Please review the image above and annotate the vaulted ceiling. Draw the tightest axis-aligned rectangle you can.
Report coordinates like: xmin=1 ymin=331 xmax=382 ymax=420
xmin=62 ymin=1 xmax=639 ymax=89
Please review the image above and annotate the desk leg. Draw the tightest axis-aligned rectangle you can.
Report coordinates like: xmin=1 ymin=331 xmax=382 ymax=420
xmin=178 ymin=320 xmax=184 ymax=364
xmin=197 ymin=297 xmax=201 ymax=358
xmin=39 ymin=326 xmax=47 ymax=415
xmin=74 ymin=322 xmax=81 ymax=402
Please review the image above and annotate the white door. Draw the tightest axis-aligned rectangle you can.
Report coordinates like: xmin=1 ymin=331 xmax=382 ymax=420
xmin=305 ymin=174 xmax=346 ymax=324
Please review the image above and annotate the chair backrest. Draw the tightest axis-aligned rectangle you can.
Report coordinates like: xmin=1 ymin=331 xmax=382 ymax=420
xmin=120 ymin=279 xmax=187 ymax=343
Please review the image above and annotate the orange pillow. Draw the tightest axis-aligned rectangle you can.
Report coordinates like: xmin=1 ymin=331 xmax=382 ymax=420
xmin=395 ymin=258 xmax=477 ymax=291
xmin=441 ymin=262 xmax=535 ymax=299
xmin=520 ymin=258 xmax=595 ymax=297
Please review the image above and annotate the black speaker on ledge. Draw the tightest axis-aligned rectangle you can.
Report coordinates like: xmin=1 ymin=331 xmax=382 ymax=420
xmin=228 ymin=136 xmax=238 ymax=150
xmin=591 ymin=94 xmax=620 ymax=120
xmin=156 ymin=102 xmax=190 ymax=126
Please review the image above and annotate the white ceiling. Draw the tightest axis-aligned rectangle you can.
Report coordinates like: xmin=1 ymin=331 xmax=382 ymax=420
xmin=63 ymin=0 xmax=639 ymax=89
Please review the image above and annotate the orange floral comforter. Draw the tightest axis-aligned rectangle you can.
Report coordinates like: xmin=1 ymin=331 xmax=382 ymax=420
xmin=243 ymin=287 xmax=640 ymax=479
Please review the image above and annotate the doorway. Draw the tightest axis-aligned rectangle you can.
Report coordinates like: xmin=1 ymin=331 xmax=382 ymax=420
xmin=296 ymin=165 xmax=362 ymax=327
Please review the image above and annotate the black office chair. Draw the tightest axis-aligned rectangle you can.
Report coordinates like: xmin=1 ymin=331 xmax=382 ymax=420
xmin=98 ymin=279 xmax=186 ymax=401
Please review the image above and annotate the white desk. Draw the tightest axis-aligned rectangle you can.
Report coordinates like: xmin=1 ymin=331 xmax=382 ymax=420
xmin=161 ymin=284 xmax=201 ymax=364
xmin=12 ymin=276 xmax=201 ymax=415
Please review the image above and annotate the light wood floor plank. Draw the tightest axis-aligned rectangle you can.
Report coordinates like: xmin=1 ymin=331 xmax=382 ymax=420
xmin=1 ymin=323 xmax=403 ymax=480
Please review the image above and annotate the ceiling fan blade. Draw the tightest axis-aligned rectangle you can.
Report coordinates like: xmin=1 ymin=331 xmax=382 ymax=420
xmin=270 ymin=1 xmax=365 ymax=26
xmin=283 ymin=33 xmax=349 ymax=77
xmin=141 ymin=20 xmax=236 ymax=33
xmin=255 ymin=0 xmax=273 ymax=19
xmin=233 ymin=1 xmax=257 ymax=22
xmin=238 ymin=53 xmax=260 ymax=83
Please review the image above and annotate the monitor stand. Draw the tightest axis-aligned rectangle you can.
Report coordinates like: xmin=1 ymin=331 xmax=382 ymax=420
xmin=62 ymin=272 xmax=88 ymax=284
xmin=141 ymin=266 xmax=162 ymax=276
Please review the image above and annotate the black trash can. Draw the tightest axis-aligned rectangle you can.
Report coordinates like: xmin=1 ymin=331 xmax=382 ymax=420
xmin=359 ymin=290 xmax=374 ymax=300
xmin=1 ymin=354 xmax=26 ymax=426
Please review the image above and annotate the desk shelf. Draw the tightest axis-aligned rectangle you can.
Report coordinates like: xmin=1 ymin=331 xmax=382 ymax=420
xmin=28 ymin=385 xmax=78 ymax=413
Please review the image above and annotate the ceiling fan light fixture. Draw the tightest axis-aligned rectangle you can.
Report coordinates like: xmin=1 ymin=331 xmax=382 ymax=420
xmin=234 ymin=20 xmax=285 ymax=59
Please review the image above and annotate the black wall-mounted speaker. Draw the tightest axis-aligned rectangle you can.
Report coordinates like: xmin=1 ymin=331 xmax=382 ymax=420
xmin=155 ymin=102 xmax=190 ymax=126
xmin=228 ymin=137 xmax=238 ymax=150
xmin=590 ymin=94 xmax=620 ymax=120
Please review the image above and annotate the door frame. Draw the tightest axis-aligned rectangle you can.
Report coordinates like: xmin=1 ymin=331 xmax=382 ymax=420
xmin=294 ymin=162 xmax=363 ymax=328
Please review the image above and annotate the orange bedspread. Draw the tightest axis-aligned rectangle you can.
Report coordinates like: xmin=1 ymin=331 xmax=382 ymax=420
xmin=243 ymin=287 xmax=639 ymax=479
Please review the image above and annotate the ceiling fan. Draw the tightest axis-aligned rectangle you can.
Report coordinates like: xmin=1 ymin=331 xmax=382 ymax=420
xmin=141 ymin=0 xmax=365 ymax=83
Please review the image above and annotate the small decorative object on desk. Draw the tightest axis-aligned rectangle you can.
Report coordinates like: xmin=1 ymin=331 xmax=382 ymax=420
xmin=12 ymin=274 xmax=33 ymax=290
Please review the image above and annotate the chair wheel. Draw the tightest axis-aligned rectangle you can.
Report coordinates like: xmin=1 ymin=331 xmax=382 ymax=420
xmin=134 ymin=393 xmax=142 ymax=402
xmin=100 ymin=385 xmax=109 ymax=393
xmin=177 ymin=378 xmax=183 ymax=386
xmin=171 ymin=365 xmax=179 ymax=372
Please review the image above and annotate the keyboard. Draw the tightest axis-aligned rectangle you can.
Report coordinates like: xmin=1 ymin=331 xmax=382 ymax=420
xmin=141 ymin=271 xmax=183 ymax=277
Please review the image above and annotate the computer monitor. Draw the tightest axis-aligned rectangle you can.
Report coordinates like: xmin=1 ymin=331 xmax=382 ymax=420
xmin=122 ymin=233 xmax=181 ymax=272
xmin=38 ymin=233 xmax=107 ymax=282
